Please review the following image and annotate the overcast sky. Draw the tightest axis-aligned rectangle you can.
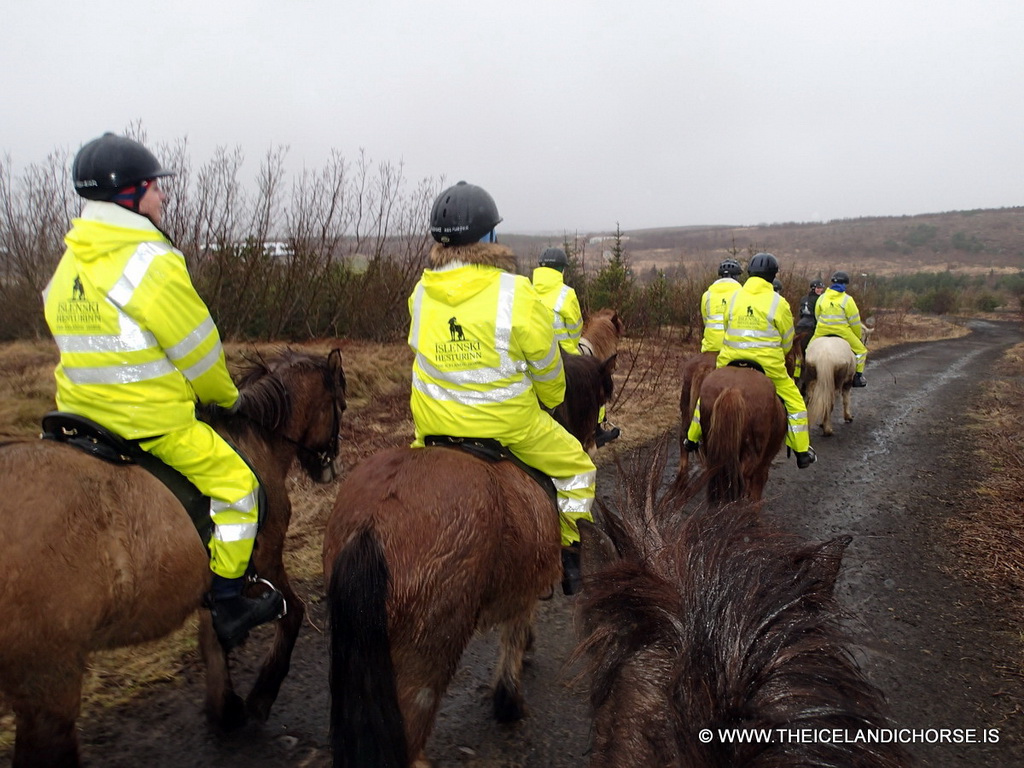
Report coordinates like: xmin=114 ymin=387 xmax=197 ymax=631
xmin=4 ymin=1 xmax=1022 ymax=233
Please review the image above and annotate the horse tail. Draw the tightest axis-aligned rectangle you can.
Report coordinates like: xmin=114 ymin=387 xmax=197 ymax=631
xmin=706 ymin=387 xmax=745 ymax=502
xmin=328 ymin=527 xmax=408 ymax=768
xmin=805 ymin=346 xmax=837 ymax=431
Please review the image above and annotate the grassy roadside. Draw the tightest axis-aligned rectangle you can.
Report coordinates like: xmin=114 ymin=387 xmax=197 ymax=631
xmin=0 ymin=311 xmax=999 ymax=749
xmin=948 ymin=341 xmax=1024 ymax=640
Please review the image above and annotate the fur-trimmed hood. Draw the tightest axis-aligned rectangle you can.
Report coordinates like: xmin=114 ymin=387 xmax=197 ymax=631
xmin=420 ymin=242 xmax=521 ymax=308
xmin=428 ymin=241 xmax=517 ymax=272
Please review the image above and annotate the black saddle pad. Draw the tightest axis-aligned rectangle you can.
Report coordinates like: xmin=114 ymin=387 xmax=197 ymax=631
xmin=41 ymin=411 xmax=265 ymax=547
xmin=423 ymin=435 xmax=557 ymax=507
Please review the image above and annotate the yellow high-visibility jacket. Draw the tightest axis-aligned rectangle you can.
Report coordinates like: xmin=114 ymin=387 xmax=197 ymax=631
xmin=813 ymin=288 xmax=864 ymax=341
xmin=43 ymin=202 xmax=238 ymax=438
xmin=409 ymin=243 xmax=565 ymax=441
xmin=699 ymin=277 xmax=742 ymax=352
xmin=717 ymin=276 xmax=794 ymax=376
xmin=531 ymin=266 xmax=583 ymax=355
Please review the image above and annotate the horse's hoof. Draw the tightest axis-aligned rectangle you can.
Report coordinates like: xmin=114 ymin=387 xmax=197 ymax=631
xmin=208 ymin=691 xmax=248 ymax=732
xmin=844 ymin=416 xmax=853 ymax=423
xmin=493 ymin=684 xmax=526 ymax=723
xmin=246 ymin=693 xmax=274 ymax=723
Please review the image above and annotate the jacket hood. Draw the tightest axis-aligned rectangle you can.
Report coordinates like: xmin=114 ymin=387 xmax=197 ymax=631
xmin=422 ymin=242 xmax=519 ymax=307
xmin=532 ymin=265 xmax=565 ymax=291
xmin=64 ymin=201 xmax=168 ymax=264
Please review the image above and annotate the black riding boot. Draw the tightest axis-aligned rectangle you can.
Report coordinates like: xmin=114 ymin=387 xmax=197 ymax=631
xmin=796 ymin=446 xmax=817 ymax=469
xmin=561 ymin=542 xmax=582 ymax=596
xmin=208 ymin=575 xmax=286 ymax=650
xmin=594 ymin=422 xmax=621 ymax=448
xmin=852 ymin=372 xmax=867 ymax=387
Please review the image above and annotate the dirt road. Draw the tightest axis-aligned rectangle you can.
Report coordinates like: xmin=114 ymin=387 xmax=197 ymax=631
xmin=36 ymin=318 xmax=1024 ymax=767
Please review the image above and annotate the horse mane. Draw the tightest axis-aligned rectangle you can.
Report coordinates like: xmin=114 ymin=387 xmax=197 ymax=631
xmin=581 ymin=308 xmax=624 ymax=361
xmin=575 ymin=438 xmax=911 ymax=767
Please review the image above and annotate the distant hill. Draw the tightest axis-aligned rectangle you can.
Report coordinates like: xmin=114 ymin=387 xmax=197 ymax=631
xmin=503 ymin=207 xmax=1024 ymax=278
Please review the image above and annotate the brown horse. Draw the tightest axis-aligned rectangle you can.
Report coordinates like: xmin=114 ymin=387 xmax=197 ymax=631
xmin=0 ymin=348 xmax=346 ymax=768
xmin=802 ymin=336 xmax=857 ymax=436
xmin=574 ymin=442 xmax=912 ymax=768
xmin=693 ymin=365 xmax=786 ymax=504
xmin=676 ymin=350 xmax=717 ymax=479
xmin=323 ymin=357 xmax=611 ymax=768
xmin=579 ymin=308 xmax=624 ymax=361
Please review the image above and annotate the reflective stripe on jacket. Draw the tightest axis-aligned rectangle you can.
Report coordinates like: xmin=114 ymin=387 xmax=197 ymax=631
xmin=718 ymin=276 xmax=794 ymax=371
xmin=700 ymin=277 xmax=742 ymax=352
xmin=43 ymin=202 xmax=237 ymax=438
xmin=409 ymin=262 xmax=565 ymax=441
xmin=532 ymin=266 xmax=583 ymax=354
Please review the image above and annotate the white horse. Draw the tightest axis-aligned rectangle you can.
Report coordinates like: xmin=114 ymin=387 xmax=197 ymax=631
xmin=802 ymin=336 xmax=857 ymax=436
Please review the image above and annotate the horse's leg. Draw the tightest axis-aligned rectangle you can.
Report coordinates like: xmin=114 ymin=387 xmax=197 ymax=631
xmin=842 ymin=383 xmax=854 ymax=423
xmin=493 ymin=609 xmax=535 ymax=722
xmin=245 ymin=561 xmax=304 ymax=721
xmin=677 ymin=381 xmax=691 ymax=481
xmin=11 ymin=663 xmax=83 ymax=768
xmin=199 ymin=613 xmax=247 ymax=731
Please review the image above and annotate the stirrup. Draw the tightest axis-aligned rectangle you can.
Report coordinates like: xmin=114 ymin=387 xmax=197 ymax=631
xmin=250 ymin=576 xmax=288 ymax=620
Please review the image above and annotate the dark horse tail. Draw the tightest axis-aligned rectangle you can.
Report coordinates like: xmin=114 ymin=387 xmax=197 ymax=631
xmin=328 ymin=528 xmax=408 ymax=768
xmin=706 ymin=387 xmax=745 ymax=502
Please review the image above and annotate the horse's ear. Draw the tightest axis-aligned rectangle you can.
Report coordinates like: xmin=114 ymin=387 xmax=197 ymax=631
xmin=613 ymin=312 xmax=625 ymax=335
xmin=601 ymin=353 xmax=618 ymax=375
xmin=796 ymin=535 xmax=851 ymax=600
xmin=578 ymin=519 xmax=619 ymax=576
xmin=328 ymin=348 xmax=346 ymax=393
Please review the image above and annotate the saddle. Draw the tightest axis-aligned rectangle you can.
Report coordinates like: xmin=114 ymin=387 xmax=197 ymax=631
xmin=40 ymin=411 xmax=266 ymax=547
xmin=726 ymin=359 xmax=766 ymax=374
xmin=423 ymin=435 xmax=557 ymax=507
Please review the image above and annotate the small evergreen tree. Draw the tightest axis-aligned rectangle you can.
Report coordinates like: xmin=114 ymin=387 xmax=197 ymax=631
xmin=588 ymin=223 xmax=635 ymax=316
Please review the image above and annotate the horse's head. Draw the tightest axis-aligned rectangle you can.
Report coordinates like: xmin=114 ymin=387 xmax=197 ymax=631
xmin=573 ymin=438 xmax=909 ymax=768
xmin=236 ymin=348 xmax=347 ymax=483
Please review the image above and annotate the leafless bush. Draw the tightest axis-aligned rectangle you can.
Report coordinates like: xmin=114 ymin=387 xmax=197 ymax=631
xmin=0 ymin=150 xmax=76 ymax=340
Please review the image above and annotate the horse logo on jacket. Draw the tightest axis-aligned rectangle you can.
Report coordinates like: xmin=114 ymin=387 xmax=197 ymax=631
xmin=448 ymin=317 xmax=466 ymax=341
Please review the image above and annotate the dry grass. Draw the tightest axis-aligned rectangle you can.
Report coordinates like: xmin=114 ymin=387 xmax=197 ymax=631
xmin=948 ymin=343 xmax=1024 ymax=621
xmin=0 ymin=313 xmax=983 ymax=748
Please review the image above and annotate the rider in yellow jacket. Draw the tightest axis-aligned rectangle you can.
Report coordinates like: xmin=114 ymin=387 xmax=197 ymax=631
xmin=699 ymin=258 xmax=743 ymax=353
xmin=532 ymin=248 xmax=583 ymax=355
xmin=684 ymin=253 xmax=816 ymax=469
xmin=409 ymin=182 xmax=596 ymax=594
xmin=43 ymin=133 xmax=283 ymax=649
xmin=812 ymin=270 xmax=868 ymax=387
xmin=531 ymin=246 xmax=620 ymax=447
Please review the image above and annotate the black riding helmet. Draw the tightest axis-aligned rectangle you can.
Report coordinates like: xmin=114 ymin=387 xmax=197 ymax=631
xmin=718 ymin=258 xmax=742 ymax=278
xmin=772 ymin=278 xmax=783 ymax=293
xmin=747 ymin=252 xmax=779 ymax=281
xmin=430 ymin=181 xmax=503 ymax=246
xmin=810 ymin=278 xmax=825 ymax=289
xmin=73 ymin=133 xmax=174 ymax=201
xmin=539 ymin=247 xmax=568 ymax=270
xmin=831 ymin=270 xmax=850 ymax=285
